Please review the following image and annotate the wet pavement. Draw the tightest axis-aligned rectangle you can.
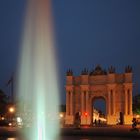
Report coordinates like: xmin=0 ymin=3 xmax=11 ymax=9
xmin=0 ymin=125 xmax=139 ymax=138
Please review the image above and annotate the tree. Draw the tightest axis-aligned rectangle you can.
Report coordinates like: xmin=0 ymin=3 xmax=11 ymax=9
xmin=59 ymin=104 xmax=66 ymax=112
xmin=133 ymin=94 xmax=140 ymax=114
xmin=0 ymin=89 xmax=9 ymax=115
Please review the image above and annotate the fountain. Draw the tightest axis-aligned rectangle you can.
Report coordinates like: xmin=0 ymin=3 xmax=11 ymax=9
xmin=16 ymin=0 xmax=60 ymax=140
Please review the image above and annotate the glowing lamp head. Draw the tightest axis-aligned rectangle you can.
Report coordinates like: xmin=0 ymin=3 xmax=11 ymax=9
xmin=59 ymin=113 xmax=64 ymax=118
xmin=9 ymin=123 xmax=12 ymax=126
xmin=1 ymin=117 xmax=5 ymax=120
xmin=9 ymin=107 xmax=15 ymax=113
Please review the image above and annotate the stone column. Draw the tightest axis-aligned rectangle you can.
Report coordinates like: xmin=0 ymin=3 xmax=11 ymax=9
xmin=86 ymin=91 xmax=89 ymax=113
xmin=112 ymin=90 xmax=115 ymax=115
xmin=85 ymin=91 xmax=88 ymax=124
xmin=66 ymin=91 xmax=70 ymax=115
xmin=125 ymin=89 xmax=128 ymax=115
xmin=89 ymin=97 xmax=92 ymax=124
xmin=81 ymin=91 xmax=84 ymax=115
xmin=129 ymin=89 xmax=132 ymax=115
xmin=70 ymin=91 xmax=73 ymax=115
xmin=108 ymin=91 xmax=111 ymax=115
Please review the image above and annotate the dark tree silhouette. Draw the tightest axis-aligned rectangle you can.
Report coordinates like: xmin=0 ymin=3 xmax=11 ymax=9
xmin=133 ymin=94 xmax=140 ymax=114
xmin=0 ymin=89 xmax=9 ymax=115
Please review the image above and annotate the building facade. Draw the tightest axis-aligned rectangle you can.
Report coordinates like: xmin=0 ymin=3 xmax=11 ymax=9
xmin=65 ymin=65 xmax=133 ymax=125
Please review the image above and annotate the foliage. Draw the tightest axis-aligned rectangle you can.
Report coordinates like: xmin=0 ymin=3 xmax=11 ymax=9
xmin=59 ymin=104 xmax=66 ymax=112
xmin=133 ymin=94 xmax=140 ymax=114
xmin=0 ymin=89 xmax=9 ymax=115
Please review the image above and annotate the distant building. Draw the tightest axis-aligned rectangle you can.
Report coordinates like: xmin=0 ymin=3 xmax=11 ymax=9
xmin=65 ymin=65 xmax=133 ymax=125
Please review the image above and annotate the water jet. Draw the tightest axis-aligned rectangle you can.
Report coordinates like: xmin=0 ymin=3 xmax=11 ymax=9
xmin=16 ymin=0 xmax=60 ymax=140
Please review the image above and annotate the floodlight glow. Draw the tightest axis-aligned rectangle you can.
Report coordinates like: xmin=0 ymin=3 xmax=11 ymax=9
xmin=17 ymin=117 xmax=22 ymax=123
xmin=16 ymin=0 xmax=60 ymax=140
xmin=7 ymin=138 xmax=17 ymax=140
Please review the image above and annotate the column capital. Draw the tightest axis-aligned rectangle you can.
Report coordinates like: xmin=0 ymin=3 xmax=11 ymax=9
xmin=65 ymin=85 xmax=74 ymax=91
xmin=80 ymin=85 xmax=89 ymax=91
xmin=107 ymin=84 xmax=116 ymax=90
xmin=123 ymin=83 xmax=133 ymax=90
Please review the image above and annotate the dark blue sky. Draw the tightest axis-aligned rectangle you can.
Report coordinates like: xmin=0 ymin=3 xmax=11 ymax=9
xmin=0 ymin=0 xmax=140 ymax=104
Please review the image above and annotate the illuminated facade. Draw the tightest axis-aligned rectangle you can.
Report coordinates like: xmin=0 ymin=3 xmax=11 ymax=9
xmin=65 ymin=65 xmax=133 ymax=125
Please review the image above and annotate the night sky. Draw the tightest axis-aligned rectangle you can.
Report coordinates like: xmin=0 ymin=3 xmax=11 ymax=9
xmin=0 ymin=0 xmax=140 ymax=108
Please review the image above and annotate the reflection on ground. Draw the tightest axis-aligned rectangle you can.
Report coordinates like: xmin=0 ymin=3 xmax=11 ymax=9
xmin=3 ymin=136 xmax=139 ymax=140
xmin=0 ymin=138 xmax=17 ymax=140
xmin=61 ymin=136 xmax=140 ymax=140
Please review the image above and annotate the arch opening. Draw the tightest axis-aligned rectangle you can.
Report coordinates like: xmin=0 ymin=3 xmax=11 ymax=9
xmin=91 ymin=97 xmax=107 ymax=125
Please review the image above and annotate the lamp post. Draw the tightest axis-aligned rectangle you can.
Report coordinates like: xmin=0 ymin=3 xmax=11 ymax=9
xmin=8 ymin=106 xmax=15 ymax=122
xmin=59 ymin=113 xmax=64 ymax=127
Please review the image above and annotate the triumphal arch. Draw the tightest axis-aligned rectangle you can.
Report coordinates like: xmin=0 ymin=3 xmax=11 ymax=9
xmin=65 ymin=65 xmax=133 ymax=125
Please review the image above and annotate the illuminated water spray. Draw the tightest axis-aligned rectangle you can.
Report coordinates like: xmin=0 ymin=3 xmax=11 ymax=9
xmin=16 ymin=0 xmax=60 ymax=140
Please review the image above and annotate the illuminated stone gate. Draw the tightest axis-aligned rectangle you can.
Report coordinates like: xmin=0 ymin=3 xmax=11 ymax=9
xmin=65 ymin=65 xmax=133 ymax=125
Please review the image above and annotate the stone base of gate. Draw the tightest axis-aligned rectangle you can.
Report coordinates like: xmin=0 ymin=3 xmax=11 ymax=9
xmin=81 ymin=116 xmax=90 ymax=125
xmin=65 ymin=115 xmax=74 ymax=125
xmin=124 ymin=115 xmax=133 ymax=124
xmin=107 ymin=115 xmax=118 ymax=125
xmin=107 ymin=115 xmax=133 ymax=125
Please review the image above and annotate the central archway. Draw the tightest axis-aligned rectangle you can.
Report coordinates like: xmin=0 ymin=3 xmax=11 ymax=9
xmin=91 ymin=96 xmax=107 ymax=125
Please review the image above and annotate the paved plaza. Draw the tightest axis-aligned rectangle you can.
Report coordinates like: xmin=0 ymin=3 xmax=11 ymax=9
xmin=0 ymin=125 xmax=139 ymax=138
xmin=61 ymin=125 xmax=140 ymax=137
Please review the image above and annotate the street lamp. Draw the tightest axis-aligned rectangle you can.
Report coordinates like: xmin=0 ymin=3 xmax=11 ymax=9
xmin=8 ymin=107 xmax=15 ymax=124
xmin=9 ymin=107 xmax=15 ymax=113
xmin=59 ymin=113 xmax=64 ymax=118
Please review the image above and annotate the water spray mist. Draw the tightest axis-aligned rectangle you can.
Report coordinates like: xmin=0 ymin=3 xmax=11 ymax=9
xmin=16 ymin=0 xmax=60 ymax=140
